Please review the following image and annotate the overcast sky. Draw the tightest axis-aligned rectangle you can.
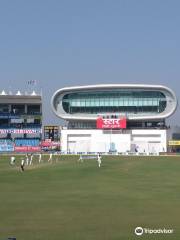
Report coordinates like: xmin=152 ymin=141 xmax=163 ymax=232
xmin=0 ymin=0 xmax=179 ymax=125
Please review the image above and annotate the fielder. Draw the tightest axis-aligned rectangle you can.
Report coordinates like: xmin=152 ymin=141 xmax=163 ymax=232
xmin=29 ymin=154 xmax=33 ymax=165
xmin=78 ymin=154 xmax=84 ymax=163
xmin=10 ymin=156 xmax=16 ymax=165
xmin=20 ymin=158 xmax=25 ymax=171
xmin=48 ymin=153 xmax=53 ymax=162
xmin=39 ymin=153 xmax=42 ymax=163
xmin=25 ymin=154 xmax=29 ymax=165
xmin=97 ymin=154 xmax=102 ymax=168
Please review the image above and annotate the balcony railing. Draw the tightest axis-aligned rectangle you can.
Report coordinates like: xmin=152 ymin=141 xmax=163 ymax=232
xmin=0 ymin=112 xmax=42 ymax=118
xmin=0 ymin=124 xmax=42 ymax=129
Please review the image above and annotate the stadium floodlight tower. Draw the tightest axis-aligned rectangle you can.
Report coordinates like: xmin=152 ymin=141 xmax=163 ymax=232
xmin=51 ymin=84 xmax=177 ymax=154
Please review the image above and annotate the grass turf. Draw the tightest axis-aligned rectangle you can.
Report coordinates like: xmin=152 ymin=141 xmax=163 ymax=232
xmin=0 ymin=154 xmax=180 ymax=240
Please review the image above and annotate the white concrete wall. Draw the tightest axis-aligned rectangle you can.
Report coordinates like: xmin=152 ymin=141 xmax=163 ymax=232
xmin=61 ymin=129 xmax=167 ymax=154
xmin=131 ymin=129 xmax=167 ymax=153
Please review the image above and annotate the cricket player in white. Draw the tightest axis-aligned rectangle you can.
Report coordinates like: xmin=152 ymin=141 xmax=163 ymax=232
xmin=48 ymin=153 xmax=53 ymax=162
xmin=21 ymin=158 xmax=25 ymax=171
xmin=39 ymin=153 xmax=42 ymax=163
xmin=29 ymin=154 xmax=33 ymax=165
xmin=26 ymin=154 xmax=29 ymax=165
xmin=97 ymin=154 xmax=101 ymax=168
xmin=10 ymin=156 xmax=16 ymax=165
xmin=78 ymin=154 xmax=83 ymax=163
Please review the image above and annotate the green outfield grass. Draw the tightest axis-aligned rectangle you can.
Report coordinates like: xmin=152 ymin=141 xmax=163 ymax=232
xmin=0 ymin=154 xmax=180 ymax=240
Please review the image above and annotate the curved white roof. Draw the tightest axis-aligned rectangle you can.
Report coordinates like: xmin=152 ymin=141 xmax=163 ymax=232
xmin=51 ymin=84 xmax=178 ymax=121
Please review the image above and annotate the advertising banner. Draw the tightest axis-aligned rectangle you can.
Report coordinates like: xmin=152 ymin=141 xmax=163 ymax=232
xmin=41 ymin=141 xmax=52 ymax=147
xmin=96 ymin=118 xmax=127 ymax=129
xmin=0 ymin=144 xmax=14 ymax=152
xmin=14 ymin=146 xmax=41 ymax=152
xmin=168 ymin=141 xmax=180 ymax=146
xmin=41 ymin=140 xmax=61 ymax=147
xmin=0 ymin=129 xmax=42 ymax=134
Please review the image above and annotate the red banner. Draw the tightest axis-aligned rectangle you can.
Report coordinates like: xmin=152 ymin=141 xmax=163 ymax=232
xmin=96 ymin=118 xmax=126 ymax=129
xmin=15 ymin=146 xmax=41 ymax=152
xmin=41 ymin=141 xmax=52 ymax=147
xmin=41 ymin=141 xmax=61 ymax=147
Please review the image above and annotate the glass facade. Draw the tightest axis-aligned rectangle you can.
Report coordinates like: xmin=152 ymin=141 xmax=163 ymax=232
xmin=62 ymin=90 xmax=166 ymax=116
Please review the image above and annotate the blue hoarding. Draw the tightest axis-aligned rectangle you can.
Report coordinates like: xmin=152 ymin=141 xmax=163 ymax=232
xmin=0 ymin=144 xmax=14 ymax=152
